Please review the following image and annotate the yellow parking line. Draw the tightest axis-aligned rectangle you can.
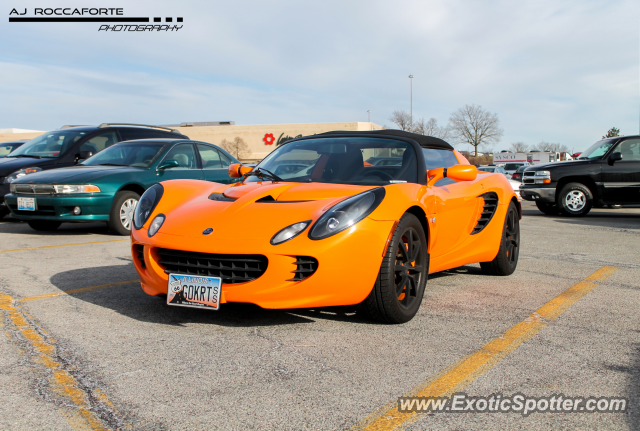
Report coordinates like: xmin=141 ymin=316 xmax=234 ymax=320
xmin=352 ymin=266 xmax=618 ymax=431
xmin=20 ymin=280 xmax=139 ymax=303
xmin=0 ymin=292 xmax=114 ymax=430
xmin=0 ymin=239 xmax=129 ymax=253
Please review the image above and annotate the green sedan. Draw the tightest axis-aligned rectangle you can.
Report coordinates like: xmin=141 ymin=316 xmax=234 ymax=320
xmin=4 ymin=139 xmax=240 ymax=234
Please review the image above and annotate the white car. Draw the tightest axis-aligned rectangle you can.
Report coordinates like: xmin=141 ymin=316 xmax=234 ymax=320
xmin=508 ymin=179 xmax=522 ymax=201
xmin=503 ymin=162 xmax=531 ymax=177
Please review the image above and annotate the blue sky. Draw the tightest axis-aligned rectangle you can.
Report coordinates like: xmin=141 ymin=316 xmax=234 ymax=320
xmin=0 ymin=0 xmax=637 ymax=152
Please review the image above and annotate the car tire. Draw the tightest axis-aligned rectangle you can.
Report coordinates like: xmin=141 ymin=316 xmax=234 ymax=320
xmin=480 ymin=201 xmax=520 ymax=276
xmin=108 ymin=191 xmax=140 ymax=236
xmin=557 ymin=182 xmax=592 ymax=217
xmin=535 ymin=201 xmax=560 ymax=215
xmin=362 ymin=213 xmax=429 ymax=324
xmin=608 ymin=204 xmax=622 ymax=209
xmin=0 ymin=208 xmax=9 ymax=219
xmin=27 ymin=220 xmax=61 ymax=231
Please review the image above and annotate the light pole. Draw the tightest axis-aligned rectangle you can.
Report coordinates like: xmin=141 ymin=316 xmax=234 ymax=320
xmin=367 ymin=110 xmax=371 ymax=129
xmin=408 ymin=75 xmax=414 ymax=128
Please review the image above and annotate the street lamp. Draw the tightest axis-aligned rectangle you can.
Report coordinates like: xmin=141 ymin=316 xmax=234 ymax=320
xmin=408 ymin=75 xmax=414 ymax=128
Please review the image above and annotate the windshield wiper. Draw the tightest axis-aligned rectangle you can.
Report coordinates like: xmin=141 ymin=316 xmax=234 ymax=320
xmin=12 ymin=154 xmax=42 ymax=159
xmin=247 ymin=167 xmax=284 ymax=182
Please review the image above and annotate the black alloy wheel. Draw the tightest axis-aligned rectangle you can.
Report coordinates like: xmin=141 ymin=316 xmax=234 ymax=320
xmin=362 ymin=213 xmax=428 ymax=324
xmin=481 ymin=201 xmax=520 ymax=276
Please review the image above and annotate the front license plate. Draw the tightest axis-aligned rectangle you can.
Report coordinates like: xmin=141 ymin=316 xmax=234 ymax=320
xmin=17 ymin=197 xmax=36 ymax=211
xmin=167 ymin=274 xmax=221 ymax=310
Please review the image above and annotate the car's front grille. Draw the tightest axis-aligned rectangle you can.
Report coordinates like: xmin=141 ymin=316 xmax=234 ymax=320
xmin=134 ymin=244 xmax=146 ymax=269
xmin=472 ymin=192 xmax=498 ymax=235
xmin=13 ymin=184 xmax=56 ymax=194
xmin=287 ymin=256 xmax=318 ymax=281
xmin=155 ymin=248 xmax=268 ymax=284
xmin=8 ymin=204 xmax=56 ymax=216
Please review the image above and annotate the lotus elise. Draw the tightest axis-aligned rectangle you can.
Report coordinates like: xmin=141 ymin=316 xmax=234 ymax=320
xmin=131 ymin=130 xmax=521 ymax=323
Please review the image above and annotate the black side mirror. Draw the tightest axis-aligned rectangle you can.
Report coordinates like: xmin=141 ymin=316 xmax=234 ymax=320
xmin=75 ymin=150 xmax=94 ymax=164
xmin=608 ymin=152 xmax=623 ymax=165
xmin=157 ymin=160 xmax=180 ymax=170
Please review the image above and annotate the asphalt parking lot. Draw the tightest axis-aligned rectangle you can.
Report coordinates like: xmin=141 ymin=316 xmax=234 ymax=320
xmin=0 ymin=201 xmax=638 ymax=431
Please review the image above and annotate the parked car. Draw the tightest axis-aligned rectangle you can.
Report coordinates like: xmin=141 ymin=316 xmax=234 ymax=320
xmin=0 ymin=124 xmax=188 ymax=218
xmin=510 ymin=165 xmax=527 ymax=182
xmin=478 ymin=165 xmax=508 ymax=175
xmin=365 ymin=156 xmax=403 ymax=166
xmin=131 ymin=130 xmax=520 ymax=324
xmin=504 ymin=162 xmax=531 ymax=177
xmin=520 ymin=136 xmax=640 ymax=216
xmin=0 ymin=140 xmax=27 ymax=158
xmin=4 ymin=139 xmax=239 ymax=234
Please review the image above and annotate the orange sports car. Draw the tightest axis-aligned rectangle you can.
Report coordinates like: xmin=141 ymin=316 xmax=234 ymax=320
xmin=131 ymin=130 xmax=520 ymax=323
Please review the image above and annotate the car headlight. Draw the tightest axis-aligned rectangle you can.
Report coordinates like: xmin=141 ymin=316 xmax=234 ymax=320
xmin=309 ymin=188 xmax=385 ymax=240
xmin=3 ymin=167 xmax=42 ymax=183
xmin=271 ymin=221 xmax=311 ymax=245
xmin=133 ymin=184 xmax=164 ymax=230
xmin=147 ymin=214 xmax=165 ymax=237
xmin=53 ymin=185 xmax=101 ymax=194
xmin=533 ymin=170 xmax=551 ymax=184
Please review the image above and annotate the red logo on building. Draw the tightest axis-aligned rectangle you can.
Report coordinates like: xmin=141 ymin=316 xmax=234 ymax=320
xmin=263 ymin=133 xmax=275 ymax=145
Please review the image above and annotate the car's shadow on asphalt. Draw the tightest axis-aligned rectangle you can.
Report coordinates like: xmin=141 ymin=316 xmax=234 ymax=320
xmin=521 ymin=207 xmax=640 ymax=230
xmin=0 ymin=219 xmax=114 ymax=236
xmin=49 ymin=263 xmax=379 ymax=327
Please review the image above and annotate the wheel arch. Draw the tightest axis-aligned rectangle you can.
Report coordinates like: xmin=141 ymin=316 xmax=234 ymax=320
xmin=511 ymin=196 xmax=522 ymax=219
xmin=117 ymin=183 xmax=146 ymax=197
xmin=404 ymin=205 xmax=430 ymax=248
xmin=556 ymin=176 xmax=598 ymax=199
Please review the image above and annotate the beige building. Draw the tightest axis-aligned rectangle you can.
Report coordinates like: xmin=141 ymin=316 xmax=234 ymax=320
xmin=0 ymin=122 xmax=384 ymax=162
xmin=174 ymin=122 xmax=384 ymax=162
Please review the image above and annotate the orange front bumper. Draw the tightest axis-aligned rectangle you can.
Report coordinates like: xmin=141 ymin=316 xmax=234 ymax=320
xmin=131 ymin=217 xmax=394 ymax=309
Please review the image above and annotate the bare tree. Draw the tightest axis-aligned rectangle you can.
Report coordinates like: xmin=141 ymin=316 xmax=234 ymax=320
xmin=448 ymin=104 xmax=504 ymax=156
xmin=389 ymin=110 xmax=412 ymax=131
xmin=532 ymin=141 xmax=570 ymax=153
xmin=509 ymin=142 xmax=529 ymax=153
xmin=412 ymin=118 xmax=452 ymax=140
xmin=220 ymin=137 xmax=250 ymax=160
xmin=479 ymin=144 xmax=495 ymax=155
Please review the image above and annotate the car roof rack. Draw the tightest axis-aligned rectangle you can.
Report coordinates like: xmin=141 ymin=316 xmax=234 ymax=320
xmin=98 ymin=123 xmax=178 ymax=133
xmin=60 ymin=125 xmax=90 ymax=129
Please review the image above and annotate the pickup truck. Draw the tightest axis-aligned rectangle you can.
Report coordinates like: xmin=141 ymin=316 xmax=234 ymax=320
xmin=520 ymin=136 xmax=640 ymax=216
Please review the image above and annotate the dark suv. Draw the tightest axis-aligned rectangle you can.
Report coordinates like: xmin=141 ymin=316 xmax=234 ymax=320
xmin=0 ymin=124 xmax=188 ymax=218
xmin=520 ymin=136 xmax=640 ymax=216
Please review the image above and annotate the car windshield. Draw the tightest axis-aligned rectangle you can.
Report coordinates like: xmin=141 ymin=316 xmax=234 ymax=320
xmin=577 ymin=139 xmax=618 ymax=160
xmin=516 ymin=166 xmax=527 ymax=172
xmin=0 ymin=142 xmax=24 ymax=157
xmin=479 ymin=167 xmax=495 ymax=172
xmin=504 ymin=163 xmax=522 ymax=170
xmin=248 ymin=137 xmax=418 ymax=185
xmin=81 ymin=142 xmax=165 ymax=167
xmin=8 ymin=130 xmax=88 ymax=159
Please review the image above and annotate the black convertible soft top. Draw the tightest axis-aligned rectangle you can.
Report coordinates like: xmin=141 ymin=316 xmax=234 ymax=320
xmin=318 ymin=129 xmax=453 ymax=150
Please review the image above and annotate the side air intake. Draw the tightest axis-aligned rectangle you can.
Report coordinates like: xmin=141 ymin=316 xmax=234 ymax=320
xmin=472 ymin=192 xmax=498 ymax=235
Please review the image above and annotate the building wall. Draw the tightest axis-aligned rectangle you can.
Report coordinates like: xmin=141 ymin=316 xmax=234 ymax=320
xmin=0 ymin=132 xmax=43 ymax=143
xmin=175 ymin=122 xmax=384 ymax=162
xmin=0 ymin=122 xmax=385 ymax=162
